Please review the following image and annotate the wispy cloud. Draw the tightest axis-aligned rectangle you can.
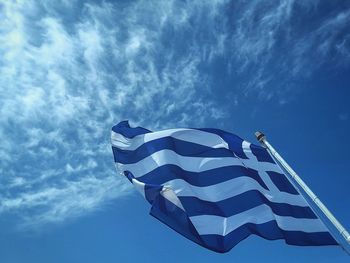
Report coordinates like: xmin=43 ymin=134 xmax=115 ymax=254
xmin=1 ymin=175 xmax=131 ymax=228
xmin=0 ymin=0 xmax=349 ymax=229
xmin=0 ymin=0 xmax=228 ymax=228
xmin=293 ymin=9 xmax=350 ymax=72
xmin=227 ymin=1 xmax=350 ymax=99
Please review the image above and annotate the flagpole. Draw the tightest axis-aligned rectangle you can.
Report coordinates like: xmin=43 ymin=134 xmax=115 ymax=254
xmin=255 ymin=131 xmax=350 ymax=247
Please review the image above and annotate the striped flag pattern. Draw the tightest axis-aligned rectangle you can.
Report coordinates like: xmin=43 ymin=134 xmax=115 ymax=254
xmin=111 ymin=121 xmax=337 ymax=253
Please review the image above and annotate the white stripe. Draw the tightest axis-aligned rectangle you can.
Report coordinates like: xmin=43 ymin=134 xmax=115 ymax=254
xmin=163 ymin=178 xmax=308 ymax=207
xmin=241 ymin=140 xmax=283 ymax=173
xmin=190 ymin=204 xmax=328 ymax=236
xmin=111 ymin=129 xmax=229 ymax=151
xmin=117 ymin=149 xmax=282 ymax=178
xmin=242 ymin=141 xmax=281 ymax=192
xmin=117 ymin=149 xmax=243 ymax=177
xmin=131 ymin=178 xmax=146 ymax=198
xmin=241 ymin=159 xmax=281 ymax=173
xmin=161 ymin=187 xmax=185 ymax=210
xmin=242 ymin=141 xmax=255 ymax=159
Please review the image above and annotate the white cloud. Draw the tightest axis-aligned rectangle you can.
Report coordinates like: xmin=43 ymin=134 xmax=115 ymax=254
xmin=0 ymin=0 xmax=228 ymax=228
xmin=0 ymin=0 xmax=349 ymax=229
xmin=1 ymin=175 xmax=132 ymax=229
xmin=228 ymin=1 xmax=350 ymax=99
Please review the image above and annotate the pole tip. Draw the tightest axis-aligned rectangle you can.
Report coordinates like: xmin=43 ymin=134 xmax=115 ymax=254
xmin=255 ymin=131 xmax=266 ymax=142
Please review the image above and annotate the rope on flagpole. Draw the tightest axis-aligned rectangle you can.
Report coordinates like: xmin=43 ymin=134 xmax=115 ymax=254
xmin=255 ymin=131 xmax=350 ymax=252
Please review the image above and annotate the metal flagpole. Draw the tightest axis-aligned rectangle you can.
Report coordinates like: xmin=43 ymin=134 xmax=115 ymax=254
xmin=255 ymin=131 xmax=350 ymax=248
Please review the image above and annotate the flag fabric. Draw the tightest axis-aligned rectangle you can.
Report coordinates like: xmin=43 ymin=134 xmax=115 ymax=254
xmin=111 ymin=121 xmax=337 ymax=253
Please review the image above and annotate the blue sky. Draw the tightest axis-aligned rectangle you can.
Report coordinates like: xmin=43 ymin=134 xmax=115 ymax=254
xmin=0 ymin=0 xmax=349 ymax=262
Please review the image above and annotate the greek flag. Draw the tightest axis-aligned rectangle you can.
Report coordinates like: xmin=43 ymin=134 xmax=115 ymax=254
xmin=111 ymin=121 xmax=337 ymax=253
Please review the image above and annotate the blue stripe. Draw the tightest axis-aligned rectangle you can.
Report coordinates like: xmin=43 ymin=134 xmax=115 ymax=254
xmin=112 ymin=120 xmax=150 ymax=138
xmin=144 ymin=184 xmax=163 ymax=204
xmin=123 ymin=171 xmax=134 ymax=182
xmin=197 ymin=128 xmax=248 ymax=159
xmin=137 ymin=164 xmax=268 ymax=189
xmin=267 ymin=171 xmax=299 ymax=195
xmin=112 ymin=123 xmax=271 ymax=164
xmin=150 ymin=191 xmax=204 ymax=247
xmin=178 ymin=190 xmax=316 ymax=218
xmin=250 ymin=144 xmax=275 ymax=163
xmin=200 ymin=221 xmax=337 ymax=253
xmin=149 ymin=192 xmax=337 ymax=254
xmin=112 ymin=137 xmax=237 ymax=164
xmin=112 ymin=123 xmax=252 ymax=161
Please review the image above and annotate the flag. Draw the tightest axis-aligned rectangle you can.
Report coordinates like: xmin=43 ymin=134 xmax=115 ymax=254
xmin=111 ymin=121 xmax=337 ymax=253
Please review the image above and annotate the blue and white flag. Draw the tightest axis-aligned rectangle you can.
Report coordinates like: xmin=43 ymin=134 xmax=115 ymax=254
xmin=111 ymin=121 xmax=337 ymax=253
